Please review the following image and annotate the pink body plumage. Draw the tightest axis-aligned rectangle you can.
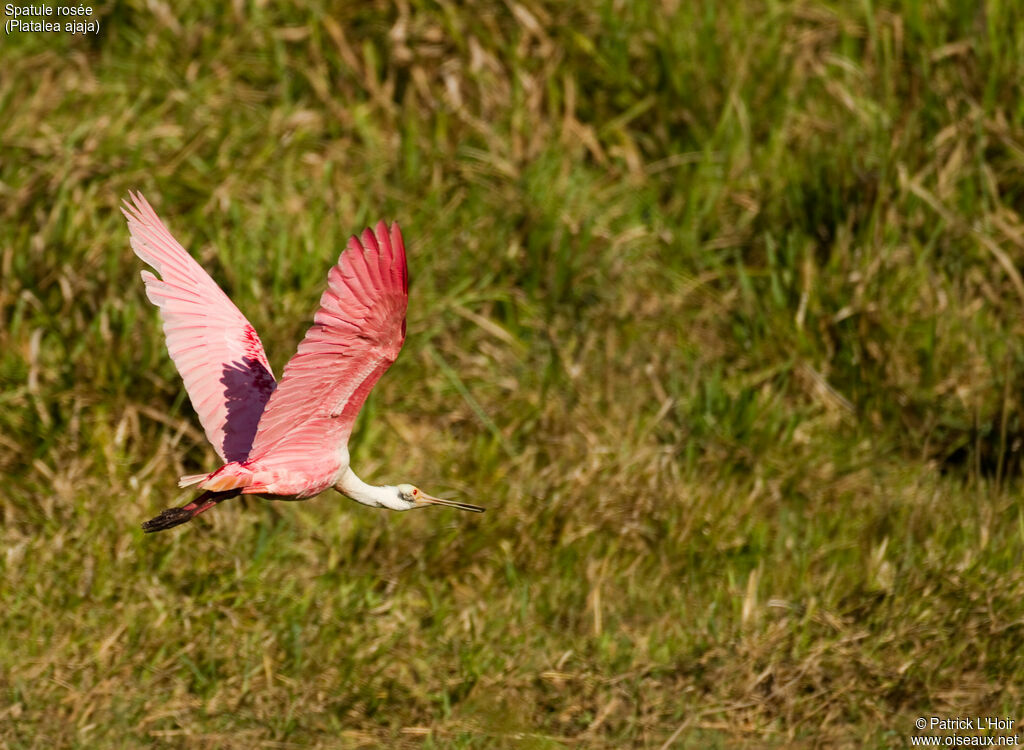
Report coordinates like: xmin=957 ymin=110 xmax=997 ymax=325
xmin=121 ymin=191 xmax=481 ymax=533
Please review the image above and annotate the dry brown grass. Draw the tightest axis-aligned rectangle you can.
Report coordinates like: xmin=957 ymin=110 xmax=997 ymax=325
xmin=4 ymin=1 xmax=1024 ymax=747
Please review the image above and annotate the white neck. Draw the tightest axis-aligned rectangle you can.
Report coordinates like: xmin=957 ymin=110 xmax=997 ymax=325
xmin=334 ymin=467 xmax=410 ymax=511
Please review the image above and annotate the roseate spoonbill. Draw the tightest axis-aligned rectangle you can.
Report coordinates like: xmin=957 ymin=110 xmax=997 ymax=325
xmin=123 ymin=192 xmax=484 ymax=532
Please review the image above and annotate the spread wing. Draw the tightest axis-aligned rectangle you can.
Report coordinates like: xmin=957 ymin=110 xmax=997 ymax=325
xmin=123 ymin=191 xmax=276 ymax=463
xmin=246 ymin=222 xmax=408 ymax=469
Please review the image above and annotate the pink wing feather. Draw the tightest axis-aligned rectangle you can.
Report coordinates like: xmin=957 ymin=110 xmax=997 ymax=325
xmin=243 ymin=222 xmax=408 ymax=477
xmin=123 ymin=192 xmax=277 ymax=463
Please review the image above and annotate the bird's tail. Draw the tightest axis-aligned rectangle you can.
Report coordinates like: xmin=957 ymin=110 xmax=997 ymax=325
xmin=141 ymin=490 xmax=239 ymax=533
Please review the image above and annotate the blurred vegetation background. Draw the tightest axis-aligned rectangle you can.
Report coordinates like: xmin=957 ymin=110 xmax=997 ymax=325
xmin=3 ymin=0 xmax=1024 ymax=746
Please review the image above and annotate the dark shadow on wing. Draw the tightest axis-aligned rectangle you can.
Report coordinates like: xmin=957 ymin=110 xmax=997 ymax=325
xmin=220 ymin=357 xmax=276 ymax=462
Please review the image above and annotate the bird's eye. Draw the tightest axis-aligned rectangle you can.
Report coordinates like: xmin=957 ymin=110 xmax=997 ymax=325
xmin=412 ymin=488 xmax=420 ymax=497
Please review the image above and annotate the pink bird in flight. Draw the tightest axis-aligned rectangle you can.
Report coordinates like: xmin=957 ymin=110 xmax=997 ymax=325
xmin=124 ymin=192 xmax=484 ymax=532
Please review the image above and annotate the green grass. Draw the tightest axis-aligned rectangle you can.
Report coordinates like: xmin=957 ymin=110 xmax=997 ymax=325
xmin=4 ymin=0 xmax=1024 ymax=746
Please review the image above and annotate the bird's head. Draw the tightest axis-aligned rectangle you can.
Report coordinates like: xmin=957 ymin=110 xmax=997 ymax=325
xmin=395 ymin=483 xmax=485 ymax=513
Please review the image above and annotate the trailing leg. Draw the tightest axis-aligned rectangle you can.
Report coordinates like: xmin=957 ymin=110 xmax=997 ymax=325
xmin=141 ymin=490 xmax=238 ymax=533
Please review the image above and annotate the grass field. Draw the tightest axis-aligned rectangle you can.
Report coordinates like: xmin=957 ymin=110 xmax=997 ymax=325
xmin=4 ymin=1 xmax=1024 ymax=747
